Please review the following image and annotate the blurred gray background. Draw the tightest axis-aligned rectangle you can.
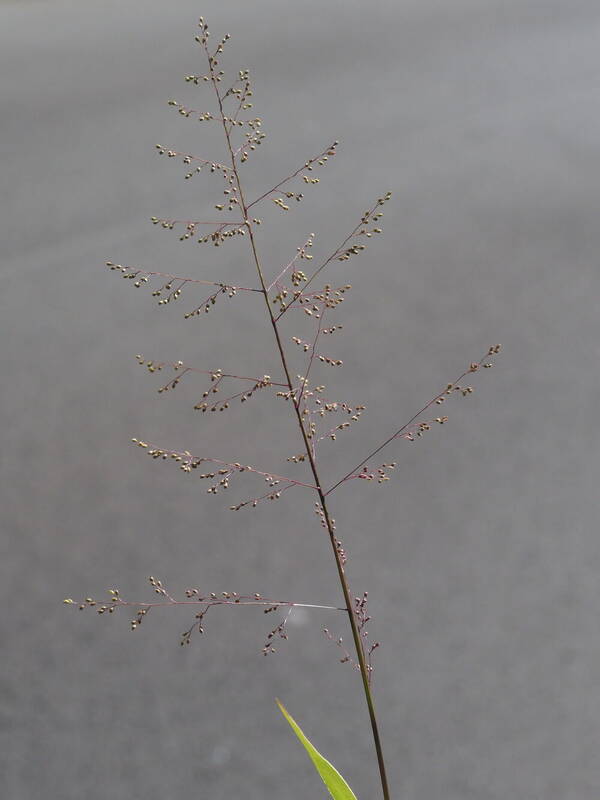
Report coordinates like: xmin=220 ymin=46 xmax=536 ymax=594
xmin=2 ymin=1 xmax=599 ymax=798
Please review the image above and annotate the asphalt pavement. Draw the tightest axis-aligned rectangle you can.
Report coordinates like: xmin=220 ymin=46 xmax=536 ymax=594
xmin=2 ymin=1 xmax=600 ymax=798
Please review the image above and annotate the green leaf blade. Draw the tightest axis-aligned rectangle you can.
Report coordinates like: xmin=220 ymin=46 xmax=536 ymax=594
xmin=276 ymin=699 xmax=358 ymax=800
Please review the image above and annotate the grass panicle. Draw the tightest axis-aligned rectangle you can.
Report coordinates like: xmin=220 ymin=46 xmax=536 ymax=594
xmin=66 ymin=16 xmax=502 ymax=800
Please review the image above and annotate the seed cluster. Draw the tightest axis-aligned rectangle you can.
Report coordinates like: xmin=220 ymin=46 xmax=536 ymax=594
xmin=314 ymin=502 xmax=336 ymax=532
xmin=358 ymin=463 xmax=397 ymax=483
xmin=323 ymin=592 xmax=379 ymax=681
xmin=262 ymin=606 xmax=292 ymax=656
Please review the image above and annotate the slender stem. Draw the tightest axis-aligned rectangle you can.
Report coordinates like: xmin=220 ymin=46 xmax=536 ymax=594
xmin=206 ymin=48 xmax=391 ymax=800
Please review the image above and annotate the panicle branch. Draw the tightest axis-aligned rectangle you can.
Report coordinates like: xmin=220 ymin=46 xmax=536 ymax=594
xmin=326 ymin=345 xmax=502 ymax=494
xmin=70 ymin=18 xmax=503 ymax=800
xmin=64 ymin=580 xmax=345 ymax=650
xmin=130 ymin=438 xmax=318 ymax=505
xmin=274 ymin=193 xmax=390 ymax=320
xmin=105 ymin=261 xmax=261 ymax=314
xmin=267 ymin=234 xmax=315 ymax=292
xmin=150 ymin=218 xmax=249 ymax=245
xmin=247 ymin=141 xmax=338 ymax=210
xmin=154 ymin=144 xmax=233 ymax=180
xmin=133 ymin=355 xmax=285 ymax=410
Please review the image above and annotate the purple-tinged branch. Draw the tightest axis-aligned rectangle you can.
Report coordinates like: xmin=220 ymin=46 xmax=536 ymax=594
xmin=130 ymin=438 xmax=318 ymax=494
xmin=106 ymin=262 xmax=259 ymax=292
xmin=65 ymin=581 xmax=345 ymax=650
xmin=325 ymin=345 xmax=502 ymax=495
xmin=267 ymin=234 xmax=315 ymax=292
xmin=246 ymin=143 xmax=338 ymax=211
xmin=155 ymin=144 xmax=233 ymax=178
xmin=133 ymin=357 xmax=285 ymax=411
xmin=135 ymin=356 xmax=286 ymax=387
xmin=151 ymin=217 xmax=244 ymax=226
xmin=105 ymin=262 xmax=262 ymax=315
xmin=274 ymin=195 xmax=389 ymax=321
xmin=297 ymin=307 xmax=327 ymax=407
